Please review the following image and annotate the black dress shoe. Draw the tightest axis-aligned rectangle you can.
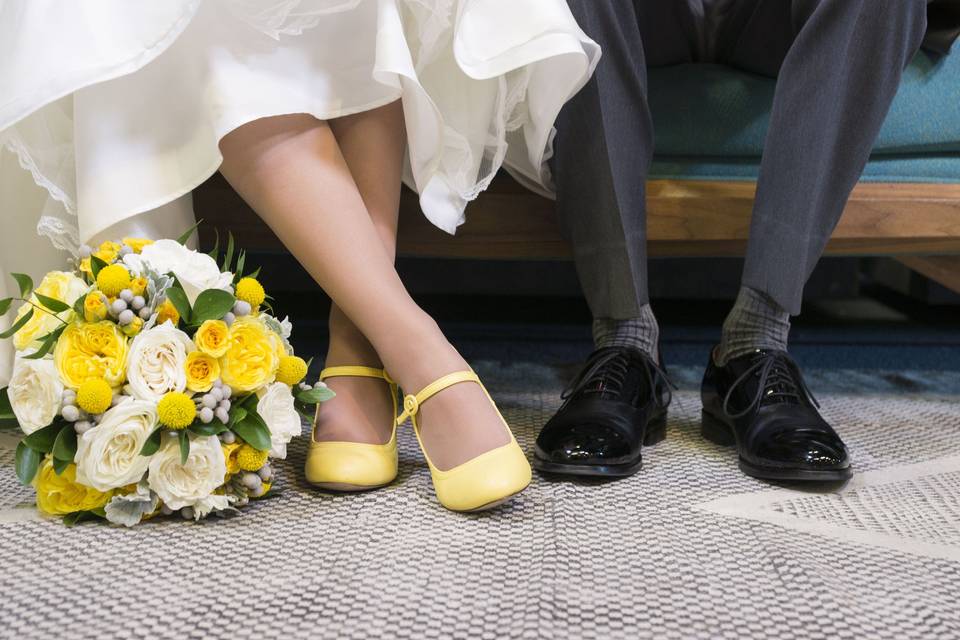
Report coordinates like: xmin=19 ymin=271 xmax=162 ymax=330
xmin=534 ymin=346 xmax=673 ymax=478
xmin=701 ymin=348 xmax=851 ymax=482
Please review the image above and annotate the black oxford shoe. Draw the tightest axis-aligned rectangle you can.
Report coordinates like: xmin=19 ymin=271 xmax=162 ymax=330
xmin=534 ymin=346 xmax=673 ymax=478
xmin=701 ymin=348 xmax=851 ymax=482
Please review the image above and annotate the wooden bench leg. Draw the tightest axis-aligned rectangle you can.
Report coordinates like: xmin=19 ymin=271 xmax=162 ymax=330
xmin=897 ymin=256 xmax=960 ymax=295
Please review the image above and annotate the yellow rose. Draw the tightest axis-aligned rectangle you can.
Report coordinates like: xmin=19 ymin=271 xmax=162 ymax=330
xmin=155 ymin=299 xmax=180 ymax=326
xmin=12 ymin=271 xmax=88 ymax=351
xmin=83 ymin=292 xmax=108 ymax=323
xmin=54 ymin=321 xmax=129 ymax=389
xmin=122 ymin=237 xmax=154 ymax=254
xmin=129 ymin=277 xmax=148 ymax=297
xmin=194 ymin=319 xmax=230 ymax=358
xmin=219 ymin=316 xmax=282 ymax=393
xmin=34 ymin=458 xmax=113 ymax=516
xmin=185 ymin=351 xmax=220 ymax=392
xmin=79 ymin=258 xmax=92 ymax=276
xmin=222 ymin=442 xmax=242 ymax=475
xmin=94 ymin=241 xmax=122 ymax=264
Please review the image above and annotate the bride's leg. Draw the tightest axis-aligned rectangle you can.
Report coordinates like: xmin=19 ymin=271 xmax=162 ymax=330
xmin=312 ymin=101 xmax=404 ymax=446
xmin=218 ymin=114 xmax=510 ymax=470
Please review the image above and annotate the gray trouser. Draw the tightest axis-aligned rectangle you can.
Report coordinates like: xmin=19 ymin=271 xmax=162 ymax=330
xmin=553 ymin=0 xmax=928 ymax=317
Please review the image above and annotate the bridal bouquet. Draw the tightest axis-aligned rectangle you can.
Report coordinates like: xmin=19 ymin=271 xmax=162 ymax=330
xmin=0 ymin=227 xmax=331 ymax=526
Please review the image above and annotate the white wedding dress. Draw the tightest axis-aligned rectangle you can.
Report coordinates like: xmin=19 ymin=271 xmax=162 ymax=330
xmin=0 ymin=0 xmax=599 ymax=384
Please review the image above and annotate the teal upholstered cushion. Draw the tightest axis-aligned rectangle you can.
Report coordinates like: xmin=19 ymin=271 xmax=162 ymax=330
xmin=648 ymin=50 xmax=960 ymax=159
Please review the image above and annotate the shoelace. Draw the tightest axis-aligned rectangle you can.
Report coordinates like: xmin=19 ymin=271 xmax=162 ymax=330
xmin=722 ymin=352 xmax=820 ymax=419
xmin=561 ymin=348 xmax=676 ymax=409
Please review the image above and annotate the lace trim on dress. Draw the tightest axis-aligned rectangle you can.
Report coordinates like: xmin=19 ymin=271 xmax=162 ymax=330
xmin=222 ymin=0 xmax=364 ymax=39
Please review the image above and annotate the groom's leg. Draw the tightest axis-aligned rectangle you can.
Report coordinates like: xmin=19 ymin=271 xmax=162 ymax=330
xmin=715 ymin=0 xmax=928 ymax=363
xmin=553 ymin=0 xmax=696 ymax=358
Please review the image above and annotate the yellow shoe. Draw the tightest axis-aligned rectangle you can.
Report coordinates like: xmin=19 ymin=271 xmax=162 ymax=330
xmin=395 ymin=370 xmax=531 ymax=512
xmin=305 ymin=366 xmax=398 ymax=491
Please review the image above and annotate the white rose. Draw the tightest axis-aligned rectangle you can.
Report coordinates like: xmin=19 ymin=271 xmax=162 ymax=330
xmin=75 ymin=398 xmax=158 ymax=491
xmin=148 ymin=433 xmax=226 ymax=510
xmin=125 ymin=322 xmax=195 ymax=402
xmin=257 ymin=382 xmax=302 ymax=459
xmin=125 ymin=239 xmax=233 ymax=304
xmin=7 ymin=355 xmax=63 ymax=434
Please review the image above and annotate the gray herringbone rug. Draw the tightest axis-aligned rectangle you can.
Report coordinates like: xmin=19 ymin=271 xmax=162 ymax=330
xmin=1 ymin=362 xmax=959 ymax=640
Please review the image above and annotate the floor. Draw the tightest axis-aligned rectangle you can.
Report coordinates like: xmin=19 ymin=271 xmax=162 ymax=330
xmin=1 ymin=353 xmax=958 ymax=639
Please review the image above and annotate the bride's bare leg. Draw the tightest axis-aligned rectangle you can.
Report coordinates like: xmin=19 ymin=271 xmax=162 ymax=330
xmin=312 ymin=101 xmax=404 ymax=445
xmin=218 ymin=114 xmax=509 ymax=470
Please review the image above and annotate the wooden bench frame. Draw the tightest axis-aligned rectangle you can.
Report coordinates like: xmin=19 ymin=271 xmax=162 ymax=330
xmin=195 ymin=173 xmax=960 ymax=294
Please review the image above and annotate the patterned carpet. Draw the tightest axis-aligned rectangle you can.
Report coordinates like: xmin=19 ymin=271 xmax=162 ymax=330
xmin=1 ymin=362 xmax=959 ymax=640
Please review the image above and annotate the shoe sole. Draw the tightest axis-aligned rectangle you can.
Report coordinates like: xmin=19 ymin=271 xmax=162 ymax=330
xmin=700 ymin=410 xmax=852 ymax=482
xmin=532 ymin=416 xmax=667 ymax=479
xmin=307 ymin=480 xmax=391 ymax=492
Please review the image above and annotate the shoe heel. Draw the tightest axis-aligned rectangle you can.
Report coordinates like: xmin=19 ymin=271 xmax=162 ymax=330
xmin=700 ymin=410 xmax=735 ymax=447
xmin=643 ymin=413 xmax=667 ymax=446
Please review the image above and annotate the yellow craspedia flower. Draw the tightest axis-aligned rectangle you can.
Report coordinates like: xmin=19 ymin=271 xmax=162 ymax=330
xmin=122 ymin=237 xmax=153 ymax=254
xmin=219 ymin=316 xmax=282 ymax=393
xmin=194 ymin=319 xmax=230 ymax=358
xmin=76 ymin=378 xmax=112 ymax=414
xmin=54 ymin=321 xmax=128 ymax=389
xmin=94 ymin=241 xmax=122 ymax=264
xmin=129 ymin=277 xmax=148 ymax=297
xmin=155 ymin=299 xmax=180 ymax=327
xmin=185 ymin=351 xmax=220 ymax=393
xmin=96 ymin=264 xmax=131 ymax=297
xmin=157 ymin=392 xmax=196 ymax=429
xmin=235 ymin=277 xmax=265 ymax=308
xmin=121 ymin=316 xmax=144 ymax=337
xmin=34 ymin=458 xmax=113 ymax=516
xmin=236 ymin=444 xmax=268 ymax=471
xmin=222 ymin=442 xmax=242 ymax=475
xmin=83 ymin=292 xmax=108 ymax=323
xmin=276 ymin=355 xmax=308 ymax=386
xmin=12 ymin=270 xmax=87 ymax=351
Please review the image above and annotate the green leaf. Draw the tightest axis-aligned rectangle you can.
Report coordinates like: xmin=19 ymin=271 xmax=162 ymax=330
xmin=296 ymin=386 xmax=336 ymax=404
xmin=22 ymin=421 xmax=62 ymax=453
xmin=233 ymin=409 xmax=271 ymax=451
xmin=188 ymin=421 xmax=228 ymax=437
xmin=0 ymin=297 xmax=12 ymax=316
xmin=221 ymin=232 xmax=235 ymax=272
xmin=15 ymin=442 xmax=41 ymax=485
xmin=176 ymin=218 xmax=204 ymax=245
xmin=23 ymin=325 xmax=66 ymax=360
xmin=228 ymin=406 xmax=247 ymax=427
xmin=179 ymin=430 xmax=190 ymax=464
xmin=63 ymin=510 xmax=102 ymax=527
xmin=33 ymin=292 xmax=70 ymax=313
xmin=0 ymin=308 xmax=33 ymax=339
xmin=72 ymin=294 xmax=87 ymax=318
xmin=0 ymin=387 xmax=13 ymax=420
xmin=234 ymin=250 xmax=246 ymax=280
xmin=206 ymin=228 xmax=220 ymax=260
xmin=140 ymin=427 xmax=163 ymax=456
xmin=89 ymin=256 xmax=108 ymax=279
xmin=191 ymin=289 xmax=235 ymax=325
xmin=246 ymin=266 xmax=261 ymax=281
xmin=52 ymin=456 xmax=71 ymax=476
xmin=164 ymin=286 xmax=191 ymax=325
xmin=11 ymin=273 xmax=33 ymax=298
xmin=52 ymin=425 xmax=77 ymax=462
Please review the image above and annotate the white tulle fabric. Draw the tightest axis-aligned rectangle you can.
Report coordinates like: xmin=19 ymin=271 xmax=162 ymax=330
xmin=0 ymin=0 xmax=599 ymax=252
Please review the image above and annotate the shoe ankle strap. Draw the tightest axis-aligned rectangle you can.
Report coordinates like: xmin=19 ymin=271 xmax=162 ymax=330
xmin=395 ymin=370 xmax=480 ymax=425
xmin=319 ymin=366 xmax=393 ymax=384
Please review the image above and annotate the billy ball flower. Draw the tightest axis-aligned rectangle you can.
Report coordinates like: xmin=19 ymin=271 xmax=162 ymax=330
xmin=76 ymin=378 xmax=113 ymax=415
xmin=236 ymin=444 xmax=269 ymax=472
xmin=275 ymin=355 xmax=308 ymax=386
xmin=157 ymin=392 xmax=196 ymax=429
xmin=234 ymin=277 xmax=265 ymax=308
xmin=96 ymin=264 xmax=132 ymax=297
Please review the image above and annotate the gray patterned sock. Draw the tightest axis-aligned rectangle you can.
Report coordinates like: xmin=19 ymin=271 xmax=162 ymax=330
xmin=592 ymin=304 xmax=660 ymax=362
xmin=716 ymin=286 xmax=791 ymax=365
